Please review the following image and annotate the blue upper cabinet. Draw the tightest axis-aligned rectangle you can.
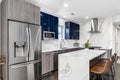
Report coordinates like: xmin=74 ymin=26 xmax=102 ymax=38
xmin=41 ymin=12 xmax=48 ymax=31
xmin=65 ymin=22 xmax=70 ymax=39
xmin=40 ymin=12 xmax=58 ymax=39
xmin=53 ymin=17 xmax=58 ymax=39
xmin=65 ymin=22 xmax=80 ymax=40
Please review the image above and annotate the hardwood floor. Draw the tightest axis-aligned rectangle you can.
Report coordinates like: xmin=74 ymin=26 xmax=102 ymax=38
xmin=115 ymin=63 xmax=120 ymax=80
xmin=41 ymin=71 xmax=58 ymax=80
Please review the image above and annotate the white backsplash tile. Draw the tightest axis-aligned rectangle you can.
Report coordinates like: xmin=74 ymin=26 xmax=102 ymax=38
xmin=42 ymin=40 xmax=79 ymax=52
xmin=79 ymin=17 xmax=114 ymax=49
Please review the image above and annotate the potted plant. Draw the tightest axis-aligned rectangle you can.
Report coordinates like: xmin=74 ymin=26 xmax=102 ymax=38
xmin=84 ymin=40 xmax=90 ymax=48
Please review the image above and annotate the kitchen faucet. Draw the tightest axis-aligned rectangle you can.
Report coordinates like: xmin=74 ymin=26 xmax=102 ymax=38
xmin=60 ymin=39 xmax=65 ymax=49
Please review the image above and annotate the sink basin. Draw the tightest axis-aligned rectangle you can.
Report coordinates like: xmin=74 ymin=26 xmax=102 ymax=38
xmin=60 ymin=47 xmax=68 ymax=50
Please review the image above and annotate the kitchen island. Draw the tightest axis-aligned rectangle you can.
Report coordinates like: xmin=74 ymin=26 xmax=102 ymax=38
xmin=58 ymin=49 xmax=106 ymax=80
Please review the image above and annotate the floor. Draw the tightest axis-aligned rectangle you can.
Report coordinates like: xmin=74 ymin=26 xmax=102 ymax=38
xmin=115 ymin=63 xmax=120 ymax=80
xmin=42 ymin=61 xmax=120 ymax=80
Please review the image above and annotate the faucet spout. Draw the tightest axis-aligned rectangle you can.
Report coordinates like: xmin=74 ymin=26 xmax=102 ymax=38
xmin=60 ymin=39 xmax=65 ymax=49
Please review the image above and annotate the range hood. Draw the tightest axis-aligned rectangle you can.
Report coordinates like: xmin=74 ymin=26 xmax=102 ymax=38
xmin=89 ymin=18 xmax=100 ymax=33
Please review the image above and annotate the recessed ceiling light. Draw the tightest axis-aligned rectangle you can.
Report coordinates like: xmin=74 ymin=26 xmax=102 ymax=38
xmin=64 ymin=3 xmax=68 ymax=7
xmin=63 ymin=16 xmax=66 ymax=18
xmin=85 ymin=16 xmax=89 ymax=19
xmin=71 ymin=13 xmax=75 ymax=15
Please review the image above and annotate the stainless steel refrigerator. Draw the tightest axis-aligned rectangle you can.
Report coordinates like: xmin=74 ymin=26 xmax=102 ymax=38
xmin=6 ymin=20 xmax=41 ymax=80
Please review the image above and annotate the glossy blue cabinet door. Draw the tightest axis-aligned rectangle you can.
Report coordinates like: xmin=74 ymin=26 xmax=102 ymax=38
xmin=53 ymin=17 xmax=58 ymax=39
xmin=74 ymin=24 xmax=80 ymax=39
xmin=70 ymin=22 xmax=76 ymax=39
xmin=65 ymin=22 xmax=70 ymax=39
xmin=41 ymin=12 xmax=48 ymax=31
xmin=48 ymin=14 xmax=54 ymax=31
xmin=65 ymin=22 xmax=80 ymax=39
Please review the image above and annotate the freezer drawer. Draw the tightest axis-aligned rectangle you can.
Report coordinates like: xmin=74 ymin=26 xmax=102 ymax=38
xmin=9 ymin=61 xmax=40 ymax=80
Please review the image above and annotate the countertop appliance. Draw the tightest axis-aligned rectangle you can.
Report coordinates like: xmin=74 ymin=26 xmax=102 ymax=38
xmin=43 ymin=31 xmax=55 ymax=40
xmin=3 ymin=20 xmax=41 ymax=80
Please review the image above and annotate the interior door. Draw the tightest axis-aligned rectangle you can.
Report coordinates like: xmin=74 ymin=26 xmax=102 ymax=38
xmin=28 ymin=24 xmax=41 ymax=61
xmin=9 ymin=20 xmax=29 ymax=65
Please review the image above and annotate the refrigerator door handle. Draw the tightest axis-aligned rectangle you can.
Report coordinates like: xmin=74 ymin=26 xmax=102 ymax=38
xmin=10 ymin=63 xmax=29 ymax=69
xmin=10 ymin=60 xmax=40 ymax=69
xmin=26 ymin=27 xmax=29 ymax=57
xmin=29 ymin=27 xmax=31 ymax=57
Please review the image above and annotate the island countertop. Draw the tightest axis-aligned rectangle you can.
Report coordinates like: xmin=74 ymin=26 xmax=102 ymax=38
xmin=59 ymin=49 xmax=106 ymax=60
xmin=58 ymin=49 xmax=106 ymax=80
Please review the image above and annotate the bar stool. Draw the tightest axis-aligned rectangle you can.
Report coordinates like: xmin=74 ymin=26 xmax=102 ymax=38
xmin=95 ymin=54 xmax=118 ymax=78
xmin=90 ymin=58 xmax=112 ymax=80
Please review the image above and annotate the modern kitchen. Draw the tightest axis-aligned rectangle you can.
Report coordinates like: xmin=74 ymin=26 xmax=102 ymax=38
xmin=0 ymin=0 xmax=120 ymax=80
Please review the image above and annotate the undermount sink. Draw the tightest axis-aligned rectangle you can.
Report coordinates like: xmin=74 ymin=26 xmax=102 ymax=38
xmin=60 ymin=47 xmax=68 ymax=50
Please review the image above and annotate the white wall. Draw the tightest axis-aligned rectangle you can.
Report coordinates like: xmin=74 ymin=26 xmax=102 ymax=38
xmin=42 ymin=40 xmax=79 ymax=52
xmin=79 ymin=16 xmax=120 ymax=55
xmin=79 ymin=17 xmax=113 ymax=49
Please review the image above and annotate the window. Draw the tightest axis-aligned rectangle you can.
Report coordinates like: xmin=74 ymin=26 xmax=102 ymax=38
xmin=58 ymin=26 xmax=64 ymax=40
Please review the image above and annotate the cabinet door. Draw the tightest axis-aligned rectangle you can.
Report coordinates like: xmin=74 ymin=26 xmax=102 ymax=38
xmin=70 ymin=22 xmax=76 ymax=39
xmin=33 ymin=5 xmax=40 ymax=25
xmin=53 ymin=17 xmax=58 ymax=39
xmin=65 ymin=22 xmax=70 ymax=39
xmin=65 ymin=22 xmax=80 ymax=39
xmin=75 ymin=24 xmax=80 ymax=39
xmin=42 ymin=53 xmax=51 ymax=74
xmin=42 ymin=52 xmax=54 ymax=74
xmin=8 ymin=0 xmax=40 ymax=24
xmin=49 ymin=53 xmax=54 ymax=72
xmin=24 ymin=1 xmax=40 ymax=24
xmin=24 ymin=2 xmax=33 ymax=23
xmin=42 ymin=53 xmax=47 ymax=75
xmin=48 ymin=15 xmax=54 ymax=31
xmin=41 ymin=12 xmax=48 ymax=31
xmin=8 ymin=0 xmax=24 ymax=21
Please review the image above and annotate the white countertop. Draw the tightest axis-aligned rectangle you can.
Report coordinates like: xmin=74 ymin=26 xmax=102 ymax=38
xmin=58 ymin=49 xmax=106 ymax=80
xmin=59 ymin=49 xmax=106 ymax=60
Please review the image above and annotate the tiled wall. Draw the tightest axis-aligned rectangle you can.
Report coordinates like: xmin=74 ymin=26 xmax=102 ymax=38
xmin=79 ymin=16 xmax=120 ymax=56
xmin=79 ymin=17 xmax=113 ymax=49
xmin=42 ymin=40 xmax=79 ymax=52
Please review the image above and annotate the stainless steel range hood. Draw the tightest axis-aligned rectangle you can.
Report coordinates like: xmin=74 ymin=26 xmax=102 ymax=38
xmin=89 ymin=18 xmax=100 ymax=33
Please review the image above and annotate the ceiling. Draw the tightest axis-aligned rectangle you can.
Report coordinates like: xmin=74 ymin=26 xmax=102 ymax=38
xmin=30 ymin=0 xmax=120 ymax=22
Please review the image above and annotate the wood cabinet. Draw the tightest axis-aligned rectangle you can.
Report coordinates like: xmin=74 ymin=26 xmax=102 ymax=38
xmin=7 ymin=0 xmax=40 ymax=24
xmin=65 ymin=22 xmax=80 ymax=39
xmin=41 ymin=12 xmax=58 ymax=39
xmin=42 ymin=52 xmax=54 ymax=75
